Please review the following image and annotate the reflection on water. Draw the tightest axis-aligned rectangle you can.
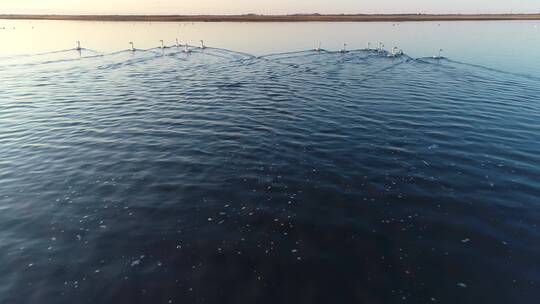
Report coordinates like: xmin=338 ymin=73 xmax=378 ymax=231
xmin=1 ymin=30 xmax=540 ymax=304
xmin=1 ymin=20 xmax=540 ymax=75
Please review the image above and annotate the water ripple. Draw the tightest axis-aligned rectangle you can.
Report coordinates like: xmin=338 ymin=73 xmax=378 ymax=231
xmin=0 ymin=47 xmax=539 ymax=304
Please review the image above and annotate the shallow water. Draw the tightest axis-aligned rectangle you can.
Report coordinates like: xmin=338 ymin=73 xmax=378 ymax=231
xmin=1 ymin=21 xmax=540 ymax=304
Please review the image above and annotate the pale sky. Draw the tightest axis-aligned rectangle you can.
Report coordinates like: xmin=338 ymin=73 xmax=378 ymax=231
xmin=2 ymin=0 xmax=539 ymax=15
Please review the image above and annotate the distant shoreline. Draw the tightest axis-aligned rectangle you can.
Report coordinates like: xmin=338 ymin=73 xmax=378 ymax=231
xmin=1 ymin=14 xmax=540 ymax=22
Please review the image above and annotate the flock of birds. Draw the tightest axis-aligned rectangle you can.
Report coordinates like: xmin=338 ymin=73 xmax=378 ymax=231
xmin=132 ymin=39 xmax=205 ymax=53
xmin=314 ymin=41 xmax=443 ymax=59
xmin=74 ymin=39 xmax=444 ymax=59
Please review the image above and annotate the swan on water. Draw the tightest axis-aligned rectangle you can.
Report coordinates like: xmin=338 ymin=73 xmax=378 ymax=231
xmin=433 ymin=49 xmax=443 ymax=59
xmin=388 ymin=46 xmax=398 ymax=57
xmin=388 ymin=47 xmax=403 ymax=57
xmin=183 ymin=44 xmax=191 ymax=53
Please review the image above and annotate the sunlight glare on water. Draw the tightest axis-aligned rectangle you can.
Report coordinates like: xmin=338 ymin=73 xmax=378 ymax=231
xmin=1 ymin=20 xmax=540 ymax=74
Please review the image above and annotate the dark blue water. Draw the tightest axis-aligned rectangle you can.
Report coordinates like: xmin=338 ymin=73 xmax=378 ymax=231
xmin=1 ymin=46 xmax=540 ymax=304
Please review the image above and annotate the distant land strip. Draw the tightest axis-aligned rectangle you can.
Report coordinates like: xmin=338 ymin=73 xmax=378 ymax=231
xmin=1 ymin=14 xmax=540 ymax=22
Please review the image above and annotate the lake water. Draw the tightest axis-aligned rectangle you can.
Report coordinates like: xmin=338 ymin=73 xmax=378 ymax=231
xmin=1 ymin=20 xmax=540 ymax=75
xmin=0 ymin=20 xmax=540 ymax=304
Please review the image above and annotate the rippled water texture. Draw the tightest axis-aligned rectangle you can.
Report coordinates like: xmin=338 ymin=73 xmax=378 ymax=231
xmin=1 ymin=45 xmax=540 ymax=304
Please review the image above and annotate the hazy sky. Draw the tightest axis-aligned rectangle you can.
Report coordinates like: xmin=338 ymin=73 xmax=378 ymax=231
xmin=2 ymin=0 xmax=539 ymax=15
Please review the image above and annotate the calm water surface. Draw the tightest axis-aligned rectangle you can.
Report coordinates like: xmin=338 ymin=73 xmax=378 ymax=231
xmin=0 ymin=20 xmax=540 ymax=304
xmin=1 ymin=20 xmax=540 ymax=74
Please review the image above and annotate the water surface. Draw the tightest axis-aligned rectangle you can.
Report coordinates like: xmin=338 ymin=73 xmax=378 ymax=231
xmin=1 ymin=20 xmax=540 ymax=74
xmin=0 ymin=21 xmax=540 ymax=304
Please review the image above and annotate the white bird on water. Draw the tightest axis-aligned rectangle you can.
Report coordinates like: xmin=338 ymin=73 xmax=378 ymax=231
xmin=200 ymin=40 xmax=206 ymax=49
xmin=314 ymin=41 xmax=322 ymax=52
xmin=433 ymin=49 xmax=443 ymax=59
xmin=129 ymin=42 xmax=135 ymax=51
xmin=388 ymin=46 xmax=398 ymax=57
xmin=183 ymin=44 xmax=191 ymax=53
xmin=388 ymin=46 xmax=404 ymax=57
xmin=339 ymin=43 xmax=347 ymax=53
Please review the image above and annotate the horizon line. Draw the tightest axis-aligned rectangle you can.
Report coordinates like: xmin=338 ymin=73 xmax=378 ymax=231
xmin=1 ymin=13 xmax=540 ymax=22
